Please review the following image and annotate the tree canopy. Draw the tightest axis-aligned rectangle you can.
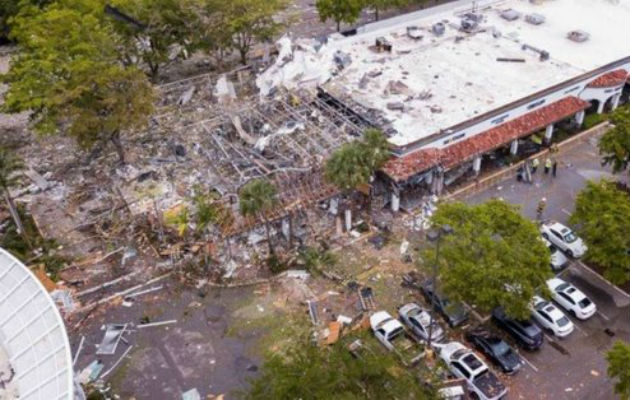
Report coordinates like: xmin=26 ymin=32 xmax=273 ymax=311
xmin=569 ymin=180 xmax=630 ymax=285
xmin=315 ymin=0 xmax=363 ymax=32
xmin=324 ymin=129 xmax=390 ymax=192
xmin=243 ymin=339 xmax=437 ymax=400
xmin=606 ymin=340 xmax=630 ymax=400
xmin=599 ymin=106 xmax=630 ymax=174
xmin=421 ymin=199 xmax=551 ymax=319
xmin=1 ymin=3 xmax=155 ymax=163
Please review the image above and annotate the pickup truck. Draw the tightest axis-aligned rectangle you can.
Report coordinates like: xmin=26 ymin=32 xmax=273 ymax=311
xmin=370 ymin=311 xmax=423 ymax=366
xmin=436 ymin=341 xmax=508 ymax=400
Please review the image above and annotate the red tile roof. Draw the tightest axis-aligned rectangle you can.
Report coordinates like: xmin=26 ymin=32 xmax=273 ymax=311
xmin=587 ymin=69 xmax=628 ymax=88
xmin=382 ymin=96 xmax=590 ymax=182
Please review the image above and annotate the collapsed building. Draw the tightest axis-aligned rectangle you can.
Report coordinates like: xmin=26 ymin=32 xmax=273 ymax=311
xmin=259 ymin=0 xmax=630 ymax=211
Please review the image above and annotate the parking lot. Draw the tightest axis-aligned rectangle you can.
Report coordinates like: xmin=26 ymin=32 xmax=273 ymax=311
xmin=465 ymin=130 xmax=630 ymax=399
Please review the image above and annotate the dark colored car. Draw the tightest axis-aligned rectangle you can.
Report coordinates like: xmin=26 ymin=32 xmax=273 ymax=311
xmin=420 ymin=280 xmax=469 ymax=328
xmin=492 ymin=307 xmax=544 ymax=351
xmin=465 ymin=327 xmax=522 ymax=374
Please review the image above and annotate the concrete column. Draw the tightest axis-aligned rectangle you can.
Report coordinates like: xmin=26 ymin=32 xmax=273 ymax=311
xmin=391 ymin=191 xmax=400 ymax=212
xmin=344 ymin=209 xmax=352 ymax=232
xmin=597 ymin=101 xmax=605 ymax=114
xmin=472 ymin=155 xmax=482 ymax=175
xmin=574 ymin=110 xmax=585 ymax=126
xmin=509 ymin=140 xmax=519 ymax=155
xmin=544 ymin=124 xmax=554 ymax=143
xmin=431 ymin=169 xmax=444 ymax=195
xmin=611 ymin=94 xmax=621 ymax=111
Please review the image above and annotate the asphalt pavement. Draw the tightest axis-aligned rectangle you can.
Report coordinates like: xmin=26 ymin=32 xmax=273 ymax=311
xmin=465 ymin=130 xmax=630 ymax=399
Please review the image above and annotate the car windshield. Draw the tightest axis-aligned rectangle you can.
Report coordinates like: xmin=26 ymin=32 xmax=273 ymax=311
xmin=563 ymin=232 xmax=578 ymax=243
xmin=579 ymin=298 xmax=592 ymax=309
xmin=556 ymin=283 xmax=571 ymax=291
xmin=389 ymin=327 xmax=404 ymax=339
xmin=557 ymin=316 xmax=570 ymax=327
xmin=492 ymin=340 xmax=511 ymax=356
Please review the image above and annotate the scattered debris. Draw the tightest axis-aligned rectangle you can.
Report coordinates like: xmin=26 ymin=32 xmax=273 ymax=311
xmin=181 ymin=388 xmax=201 ymax=400
xmin=496 ymin=57 xmax=526 ymax=63
xmin=137 ymin=319 xmax=177 ymax=329
xmin=307 ymin=300 xmax=319 ymax=325
xmin=96 ymin=324 xmax=128 ymax=355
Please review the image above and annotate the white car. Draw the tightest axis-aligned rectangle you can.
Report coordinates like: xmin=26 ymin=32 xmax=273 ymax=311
xmin=546 ymin=278 xmax=596 ymax=320
xmin=399 ymin=303 xmax=445 ymax=342
xmin=434 ymin=341 xmax=508 ymax=400
xmin=542 ymin=238 xmax=568 ymax=271
xmin=529 ymin=295 xmax=574 ymax=337
xmin=540 ymin=221 xmax=587 ymax=258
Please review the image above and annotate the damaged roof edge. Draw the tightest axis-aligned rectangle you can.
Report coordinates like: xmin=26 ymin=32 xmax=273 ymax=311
xmin=382 ymin=96 xmax=590 ymax=183
xmin=388 ymin=56 xmax=630 ymax=154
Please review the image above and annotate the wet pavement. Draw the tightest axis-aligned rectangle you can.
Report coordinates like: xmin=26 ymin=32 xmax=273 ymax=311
xmin=72 ymin=282 xmax=268 ymax=399
xmin=465 ymin=131 xmax=630 ymax=399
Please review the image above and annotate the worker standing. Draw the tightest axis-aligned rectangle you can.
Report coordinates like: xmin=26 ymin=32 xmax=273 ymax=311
xmin=537 ymin=197 xmax=547 ymax=221
xmin=544 ymin=157 xmax=552 ymax=174
xmin=531 ymin=157 xmax=539 ymax=174
xmin=552 ymin=159 xmax=558 ymax=177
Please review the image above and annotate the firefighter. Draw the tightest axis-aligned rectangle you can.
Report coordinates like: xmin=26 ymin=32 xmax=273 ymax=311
xmin=531 ymin=157 xmax=539 ymax=174
xmin=537 ymin=197 xmax=547 ymax=221
xmin=544 ymin=157 xmax=552 ymax=174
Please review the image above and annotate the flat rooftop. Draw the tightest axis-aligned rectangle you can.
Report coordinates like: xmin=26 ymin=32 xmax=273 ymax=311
xmin=321 ymin=0 xmax=630 ymax=147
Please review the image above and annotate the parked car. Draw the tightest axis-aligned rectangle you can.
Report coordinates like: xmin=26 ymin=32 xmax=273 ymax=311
xmin=546 ymin=278 xmax=597 ymax=320
xmin=529 ymin=295 xmax=574 ymax=337
xmin=421 ymin=279 xmax=469 ymax=327
xmin=370 ymin=311 xmax=424 ymax=366
xmin=492 ymin=307 xmax=543 ymax=351
xmin=543 ymin=237 xmax=569 ymax=271
xmin=540 ymin=221 xmax=587 ymax=258
xmin=399 ymin=302 xmax=445 ymax=342
xmin=465 ymin=327 xmax=521 ymax=374
xmin=435 ymin=341 xmax=508 ymax=400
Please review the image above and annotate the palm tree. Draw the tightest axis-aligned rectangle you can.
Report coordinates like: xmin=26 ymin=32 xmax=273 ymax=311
xmin=325 ymin=129 xmax=390 ymax=223
xmin=239 ymin=179 xmax=278 ymax=255
xmin=0 ymin=147 xmax=29 ymax=246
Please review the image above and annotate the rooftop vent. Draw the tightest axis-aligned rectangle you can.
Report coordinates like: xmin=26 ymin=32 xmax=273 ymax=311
xmin=501 ymin=9 xmax=521 ymax=21
xmin=567 ymin=30 xmax=590 ymax=42
xmin=525 ymin=13 xmax=545 ymax=25
xmin=463 ymin=12 xmax=483 ymax=22
xmin=375 ymin=37 xmax=392 ymax=52
xmin=406 ymin=26 xmax=424 ymax=40
xmin=460 ymin=17 xmax=478 ymax=32
xmin=432 ymin=22 xmax=445 ymax=36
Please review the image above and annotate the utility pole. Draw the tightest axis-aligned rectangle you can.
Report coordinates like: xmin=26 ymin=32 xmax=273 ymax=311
xmin=426 ymin=224 xmax=453 ymax=354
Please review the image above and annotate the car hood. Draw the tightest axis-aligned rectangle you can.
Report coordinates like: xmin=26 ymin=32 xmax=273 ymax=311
xmin=497 ymin=349 xmax=521 ymax=370
xmin=568 ymin=239 xmax=587 ymax=255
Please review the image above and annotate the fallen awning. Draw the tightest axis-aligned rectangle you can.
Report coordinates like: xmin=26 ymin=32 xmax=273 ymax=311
xmin=381 ymin=96 xmax=590 ymax=183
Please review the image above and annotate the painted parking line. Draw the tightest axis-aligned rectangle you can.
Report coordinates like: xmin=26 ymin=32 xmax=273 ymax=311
xmin=597 ymin=310 xmax=610 ymax=321
xmin=575 ymin=260 xmax=630 ymax=300
xmin=561 ymin=208 xmax=572 ymax=216
xmin=520 ymin=354 xmax=539 ymax=372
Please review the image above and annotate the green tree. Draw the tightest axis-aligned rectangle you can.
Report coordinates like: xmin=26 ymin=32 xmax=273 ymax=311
xmin=221 ymin=0 xmax=287 ymax=65
xmin=421 ymin=199 xmax=551 ymax=319
xmin=239 ymin=179 xmax=278 ymax=255
xmin=2 ymin=4 xmax=155 ymax=163
xmin=569 ymin=180 xmax=630 ymax=285
xmin=243 ymin=339 xmax=436 ymax=399
xmin=599 ymin=106 xmax=630 ymax=174
xmin=359 ymin=128 xmax=390 ymax=173
xmin=0 ymin=0 xmax=51 ymax=41
xmin=315 ymin=0 xmax=363 ymax=32
xmin=606 ymin=340 xmax=630 ymax=400
xmin=109 ymin=0 xmax=198 ymax=80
